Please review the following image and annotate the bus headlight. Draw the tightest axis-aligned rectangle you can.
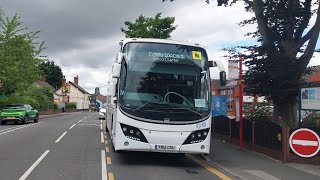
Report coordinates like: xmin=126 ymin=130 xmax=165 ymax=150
xmin=120 ymin=123 xmax=148 ymax=143
xmin=183 ymin=128 xmax=210 ymax=145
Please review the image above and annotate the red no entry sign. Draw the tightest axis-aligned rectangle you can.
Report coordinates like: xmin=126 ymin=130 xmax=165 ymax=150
xmin=289 ymin=128 xmax=320 ymax=158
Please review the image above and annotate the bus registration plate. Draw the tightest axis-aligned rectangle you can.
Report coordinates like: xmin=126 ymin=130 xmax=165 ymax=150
xmin=155 ymin=145 xmax=176 ymax=150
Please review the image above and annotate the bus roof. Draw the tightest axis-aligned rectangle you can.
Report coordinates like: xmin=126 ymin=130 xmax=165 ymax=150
xmin=120 ymin=38 xmax=206 ymax=49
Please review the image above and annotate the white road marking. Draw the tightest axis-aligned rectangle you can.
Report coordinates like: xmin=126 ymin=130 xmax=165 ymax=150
xmin=19 ymin=150 xmax=50 ymax=180
xmin=55 ymin=131 xmax=68 ymax=143
xmin=101 ymin=150 xmax=107 ymax=180
xmin=69 ymin=124 xmax=76 ymax=129
xmin=101 ymin=132 xmax=104 ymax=143
xmin=100 ymin=120 xmax=102 ymax=124
xmin=78 ymin=119 xmax=83 ymax=123
xmin=0 ymin=123 xmax=43 ymax=136
xmin=292 ymin=140 xmax=318 ymax=146
xmin=0 ymin=126 xmax=21 ymax=133
xmin=77 ymin=124 xmax=100 ymax=126
xmin=245 ymin=170 xmax=280 ymax=180
xmin=100 ymin=124 xmax=103 ymax=130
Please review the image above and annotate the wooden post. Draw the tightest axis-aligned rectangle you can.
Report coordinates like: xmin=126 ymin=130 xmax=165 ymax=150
xmin=282 ymin=126 xmax=290 ymax=163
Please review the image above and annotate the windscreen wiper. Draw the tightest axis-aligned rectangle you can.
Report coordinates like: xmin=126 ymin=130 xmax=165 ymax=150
xmin=132 ymin=101 xmax=166 ymax=112
xmin=169 ymin=107 xmax=203 ymax=117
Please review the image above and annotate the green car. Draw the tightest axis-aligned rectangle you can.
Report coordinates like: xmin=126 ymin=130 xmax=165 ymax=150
xmin=0 ymin=104 xmax=39 ymax=125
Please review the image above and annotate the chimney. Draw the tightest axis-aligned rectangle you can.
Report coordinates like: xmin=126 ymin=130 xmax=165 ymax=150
xmin=74 ymin=75 xmax=79 ymax=85
xmin=61 ymin=76 xmax=66 ymax=87
xmin=40 ymin=75 xmax=46 ymax=82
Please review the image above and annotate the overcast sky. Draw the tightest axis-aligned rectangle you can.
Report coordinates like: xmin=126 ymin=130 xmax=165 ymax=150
xmin=1 ymin=0 xmax=319 ymax=94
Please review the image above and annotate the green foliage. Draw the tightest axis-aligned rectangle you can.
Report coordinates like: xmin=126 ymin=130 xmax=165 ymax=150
xmin=301 ymin=112 xmax=320 ymax=128
xmin=0 ymin=95 xmax=40 ymax=110
xmin=23 ymin=86 xmax=54 ymax=110
xmin=0 ymin=85 xmax=54 ymax=111
xmin=0 ymin=11 xmax=45 ymax=96
xmin=121 ymin=13 xmax=177 ymax=39
xmin=244 ymin=106 xmax=273 ymax=122
xmin=38 ymin=60 xmax=63 ymax=89
xmin=53 ymin=104 xmax=59 ymax=111
xmin=66 ymin=102 xmax=76 ymax=109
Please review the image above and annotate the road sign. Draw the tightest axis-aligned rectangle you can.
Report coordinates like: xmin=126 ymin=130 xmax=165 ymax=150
xmin=289 ymin=128 xmax=320 ymax=158
xmin=212 ymin=95 xmax=227 ymax=117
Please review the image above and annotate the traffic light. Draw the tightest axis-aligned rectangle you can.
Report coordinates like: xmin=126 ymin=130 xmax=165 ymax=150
xmin=220 ymin=71 xmax=226 ymax=86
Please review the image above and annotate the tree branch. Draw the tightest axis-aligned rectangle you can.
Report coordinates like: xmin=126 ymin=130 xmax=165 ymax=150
xmin=294 ymin=0 xmax=312 ymax=41
xmin=300 ymin=3 xmax=320 ymax=64
xmin=252 ymin=0 xmax=276 ymax=53
xmin=243 ymin=0 xmax=253 ymax=6
xmin=299 ymin=26 xmax=313 ymax=47
xmin=285 ymin=0 xmax=299 ymax=41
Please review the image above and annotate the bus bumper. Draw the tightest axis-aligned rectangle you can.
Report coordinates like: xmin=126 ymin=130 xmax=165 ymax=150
xmin=114 ymin=122 xmax=211 ymax=154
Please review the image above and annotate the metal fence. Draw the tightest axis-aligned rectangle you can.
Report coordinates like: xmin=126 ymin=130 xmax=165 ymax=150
xmin=213 ymin=116 xmax=282 ymax=151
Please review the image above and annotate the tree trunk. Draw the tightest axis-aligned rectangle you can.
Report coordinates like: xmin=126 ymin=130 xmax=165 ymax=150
xmin=273 ymin=96 xmax=297 ymax=127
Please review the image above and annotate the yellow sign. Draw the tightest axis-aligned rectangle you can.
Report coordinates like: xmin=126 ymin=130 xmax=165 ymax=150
xmin=62 ymin=85 xmax=71 ymax=93
xmin=192 ymin=51 xmax=202 ymax=60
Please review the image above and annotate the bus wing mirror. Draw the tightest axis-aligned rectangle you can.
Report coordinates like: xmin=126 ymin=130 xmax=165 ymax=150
xmin=220 ymin=71 xmax=227 ymax=86
xmin=112 ymin=63 xmax=121 ymax=78
xmin=107 ymin=83 xmax=116 ymax=97
xmin=116 ymin=52 xmax=124 ymax=63
xmin=209 ymin=61 xmax=215 ymax=67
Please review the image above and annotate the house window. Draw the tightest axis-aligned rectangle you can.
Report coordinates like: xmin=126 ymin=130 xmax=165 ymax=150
xmin=228 ymin=102 xmax=233 ymax=110
xmin=228 ymin=89 xmax=233 ymax=95
xmin=212 ymin=91 xmax=215 ymax=95
xmin=221 ymin=90 xmax=226 ymax=95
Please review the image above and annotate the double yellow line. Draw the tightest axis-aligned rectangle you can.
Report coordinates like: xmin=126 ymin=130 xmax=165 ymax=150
xmin=186 ymin=155 xmax=232 ymax=180
xmin=104 ymin=131 xmax=114 ymax=180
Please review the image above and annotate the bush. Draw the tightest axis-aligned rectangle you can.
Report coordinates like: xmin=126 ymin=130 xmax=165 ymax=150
xmin=244 ymin=105 xmax=273 ymax=122
xmin=53 ymin=104 xmax=59 ymax=111
xmin=301 ymin=112 xmax=320 ymax=128
xmin=1 ymin=95 xmax=40 ymax=110
xmin=66 ymin=102 xmax=76 ymax=109
xmin=1 ymin=85 xmax=54 ymax=111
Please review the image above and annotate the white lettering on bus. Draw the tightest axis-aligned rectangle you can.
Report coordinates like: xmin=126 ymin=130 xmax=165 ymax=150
xmin=148 ymin=52 xmax=185 ymax=59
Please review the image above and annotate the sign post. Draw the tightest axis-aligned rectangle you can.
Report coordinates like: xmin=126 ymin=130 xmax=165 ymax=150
xmin=289 ymin=128 xmax=320 ymax=158
xmin=239 ymin=57 xmax=243 ymax=151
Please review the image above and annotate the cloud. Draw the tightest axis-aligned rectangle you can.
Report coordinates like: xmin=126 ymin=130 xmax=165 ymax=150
xmin=8 ymin=0 xmax=314 ymax=94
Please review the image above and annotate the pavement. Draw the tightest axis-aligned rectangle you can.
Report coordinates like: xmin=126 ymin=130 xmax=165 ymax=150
xmin=207 ymin=137 xmax=320 ymax=180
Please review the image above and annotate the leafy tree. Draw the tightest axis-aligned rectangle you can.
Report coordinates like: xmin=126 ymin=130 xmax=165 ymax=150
xmin=163 ymin=0 xmax=320 ymax=125
xmin=0 ymin=12 xmax=45 ymax=96
xmin=39 ymin=60 xmax=63 ymax=89
xmin=121 ymin=13 xmax=177 ymax=39
xmin=1 ymin=85 xmax=54 ymax=111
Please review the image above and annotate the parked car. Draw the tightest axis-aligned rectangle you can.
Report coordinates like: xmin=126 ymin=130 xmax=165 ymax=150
xmin=99 ymin=107 xmax=106 ymax=120
xmin=0 ymin=104 xmax=39 ymax=125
